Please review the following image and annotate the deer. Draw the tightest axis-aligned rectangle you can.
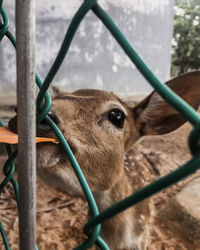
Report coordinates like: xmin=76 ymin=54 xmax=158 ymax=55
xmin=8 ymin=71 xmax=200 ymax=249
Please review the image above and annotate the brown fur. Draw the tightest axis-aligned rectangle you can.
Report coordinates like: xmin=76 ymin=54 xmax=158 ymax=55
xmin=11 ymin=71 xmax=200 ymax=249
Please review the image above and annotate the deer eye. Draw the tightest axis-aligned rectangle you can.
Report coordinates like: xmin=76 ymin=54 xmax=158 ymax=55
xmin=108 ymin=109 xmax=126 ymax=128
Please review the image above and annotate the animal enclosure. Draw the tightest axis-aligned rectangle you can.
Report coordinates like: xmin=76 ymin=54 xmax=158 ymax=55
xmin=0 ymin=0 xmax=200 ymax=249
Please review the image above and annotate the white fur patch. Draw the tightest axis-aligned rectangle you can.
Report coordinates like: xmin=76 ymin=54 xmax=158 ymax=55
xmin=93 ymin=190 xmax=112 ymax=212
xmin=37 ymin=149 xmax=60 ymax=168
xmin=56 ymin=167 xmax=83 ymax=196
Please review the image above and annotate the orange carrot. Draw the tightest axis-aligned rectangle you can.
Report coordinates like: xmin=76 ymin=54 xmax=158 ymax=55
xmin=0 ymin=127 xmax=59 ymax=144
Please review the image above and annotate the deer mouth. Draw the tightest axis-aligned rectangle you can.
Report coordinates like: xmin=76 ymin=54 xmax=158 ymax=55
xmin=8 ymin=110 xmax=77 ymax=157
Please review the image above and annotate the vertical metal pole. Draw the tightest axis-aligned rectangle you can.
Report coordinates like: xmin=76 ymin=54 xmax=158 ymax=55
xmin=16 ymin=0 xmax=36 ymax=249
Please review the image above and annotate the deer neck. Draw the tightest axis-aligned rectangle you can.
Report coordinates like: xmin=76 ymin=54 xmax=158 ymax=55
xmin=93 ymin=171 xmax=149 ymax=249
xmin=93 ymin=171 xmax=132 ymax=211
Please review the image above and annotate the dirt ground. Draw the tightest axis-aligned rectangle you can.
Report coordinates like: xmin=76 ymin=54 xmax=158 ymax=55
xmin=0 ymin=97 xmax=200 ymax=249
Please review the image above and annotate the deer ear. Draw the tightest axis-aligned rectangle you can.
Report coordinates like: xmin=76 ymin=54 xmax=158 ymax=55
xmin=51 ymin=86 xmax=70 ymax=99
xmin=133 ymin=71 xmax=200 ymax=136
xmin=52 ymin=86 xmax=64 ymax=96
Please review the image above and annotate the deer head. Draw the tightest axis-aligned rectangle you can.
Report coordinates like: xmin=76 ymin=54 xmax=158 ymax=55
xmin=25 ymin=71 xmax=200 ymax=196
xmin=8 ymin=71 xmax=200 ymax=249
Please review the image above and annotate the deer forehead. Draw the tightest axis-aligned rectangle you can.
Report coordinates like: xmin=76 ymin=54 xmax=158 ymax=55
xmin=52 ymin=90 xmax=128 ymax=121
xmin=50 ymin=90 xmax=138 ymax=153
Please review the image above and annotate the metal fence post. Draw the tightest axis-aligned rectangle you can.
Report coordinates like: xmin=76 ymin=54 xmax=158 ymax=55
xmin=16 ymin=0 xmax=36 ymax=249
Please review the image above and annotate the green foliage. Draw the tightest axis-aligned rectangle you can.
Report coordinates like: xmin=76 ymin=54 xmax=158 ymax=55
xmin=171 ymin=0 xmax=200 ymax=76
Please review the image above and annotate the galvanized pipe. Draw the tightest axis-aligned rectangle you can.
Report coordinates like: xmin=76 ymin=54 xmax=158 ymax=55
xmin=16 ymin=0 xmax=36 ymax=249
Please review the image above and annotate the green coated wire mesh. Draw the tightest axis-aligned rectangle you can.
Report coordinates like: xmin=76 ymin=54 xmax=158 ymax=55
xmin=1 ymin=0 xmax=200 ymax=249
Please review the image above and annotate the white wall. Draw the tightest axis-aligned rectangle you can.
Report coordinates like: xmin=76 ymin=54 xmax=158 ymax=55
xmin=0 ymin=0 xmax=174 ymax=96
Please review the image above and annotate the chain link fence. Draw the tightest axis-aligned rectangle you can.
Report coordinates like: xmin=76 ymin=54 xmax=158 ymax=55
xmin=1 ymin=0 xmax=200 ymax=249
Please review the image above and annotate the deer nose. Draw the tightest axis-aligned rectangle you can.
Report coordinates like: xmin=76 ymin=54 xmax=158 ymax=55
xmin=46 ymin=111 xmax=59 ymax=125
xmin=9 ymin=108 xmax=60 ymax=134
xmin=14 ymin=106 xmax=59 ymax=126
xmin=39 ymin=111 xmax=59 ymax=126
xmin=36 ymin=111 xmax=60 ymax=136
xmin=8 ymin=115 xmax=17 ymax=133
xmin=8 ymin=106 xmax=18 ymax=133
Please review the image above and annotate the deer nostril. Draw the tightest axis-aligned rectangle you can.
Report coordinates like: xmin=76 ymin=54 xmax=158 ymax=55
xmin=8 ymin=115 xmax=17 ymax=133
xmin=48 ymin=111 xmax=59 ymax=125
xmin=40 ymin=111 xmax=59 ymax=126
xmin=36 ymin=111 xmax=60 ymax=137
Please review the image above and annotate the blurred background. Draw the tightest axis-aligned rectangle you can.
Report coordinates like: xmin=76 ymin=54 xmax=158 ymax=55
xmin=0 ymin=0 xmax=199 ymax=96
